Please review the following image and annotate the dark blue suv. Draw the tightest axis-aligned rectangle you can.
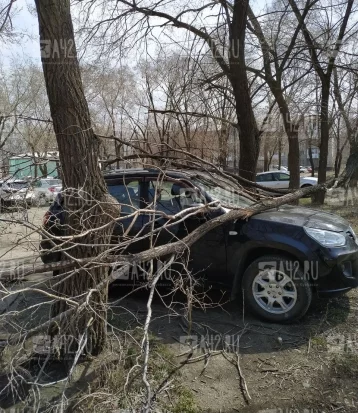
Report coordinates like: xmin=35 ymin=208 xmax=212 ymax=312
xmin=40 ymin=169 xmax=358 ymax=323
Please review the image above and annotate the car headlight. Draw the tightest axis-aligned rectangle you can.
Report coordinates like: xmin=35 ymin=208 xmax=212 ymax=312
xmin=304 ymin=227 xmax=346 ymax=247
xmin=348 ymin=227 xmax=358 ymax=246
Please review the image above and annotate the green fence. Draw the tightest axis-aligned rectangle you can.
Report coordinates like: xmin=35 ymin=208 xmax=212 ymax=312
xmin=9 ymin=157 xmax=59 ymax=179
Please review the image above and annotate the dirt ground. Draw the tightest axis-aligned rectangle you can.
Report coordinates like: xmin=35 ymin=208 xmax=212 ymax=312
xmin=0 ymin=206 xmax=46 ymax=261
xmin=0 ymin=199 xmax=358 ymax=413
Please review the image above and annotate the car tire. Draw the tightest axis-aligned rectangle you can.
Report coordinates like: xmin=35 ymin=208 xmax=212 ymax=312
xmin=242 ymin=254 xmax=312 ymax=323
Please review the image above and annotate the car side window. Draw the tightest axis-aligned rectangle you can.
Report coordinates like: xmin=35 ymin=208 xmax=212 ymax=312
xmin=147 ymin=180 xmax=202 ymax=215
xmin=258 ymin=173 xmax=273 ymax=182
xmin=278 ymin=173 xmax=290 ymax=181
xmin=107 ymin=180 xmax=140 ymax=214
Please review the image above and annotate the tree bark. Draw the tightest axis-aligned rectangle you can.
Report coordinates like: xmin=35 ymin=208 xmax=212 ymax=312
xmin=229 ymin=0 xmax=260 ymax=181
xmin=35 ymin=0 xmax=119 ymax=356
xmin=334 ymin=148 xmax=342 ymax=178
xmin=278 ymin=138 xmax=282 ymax=169
xmin=313 ymin=82 xmax=329 ymax=204
xmin=275 ymin=95 xmax=300 ymax=190
xmin=308 ymin=142 xmax=315 ymax=177
xmin=263 ymin=137 xmax=269 ymax=171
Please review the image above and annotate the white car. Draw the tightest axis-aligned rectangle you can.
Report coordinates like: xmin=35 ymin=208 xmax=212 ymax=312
xmin=256 ymin=171 xmax=317 ymax=189
xmin=33 ymin=178 xmax=62 ymax=204
xmin=272 ymin=165 xmax=288 ymax=172
xmin=0 ymin=179 xmax=36 ymax=207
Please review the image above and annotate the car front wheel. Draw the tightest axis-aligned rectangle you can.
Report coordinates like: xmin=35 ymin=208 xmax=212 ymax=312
xmin=242 ymin=255 xmax=312 ymax=323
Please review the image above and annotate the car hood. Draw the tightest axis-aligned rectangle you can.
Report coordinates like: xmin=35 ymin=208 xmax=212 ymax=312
xmin=251 ymin=205 xmax=350 ymax=232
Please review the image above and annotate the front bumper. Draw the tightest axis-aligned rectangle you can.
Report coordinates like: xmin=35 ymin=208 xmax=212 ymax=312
xmin=1 ymin=194 xmax=35 ymax=206
xmin=315 ymin=247 xmax=358 ymax=296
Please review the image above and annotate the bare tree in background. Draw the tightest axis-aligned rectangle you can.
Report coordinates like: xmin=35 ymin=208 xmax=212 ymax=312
xmin=79 ymin=0 xmax=260 ymax=181
xmin=83 ymin=64 xmax=136 ymax=166
xmin=0 ymin=64 xmax=33 ymax=153
xmin=0 ymin=0 xmax=16 ymax=42
xmin=246 ymin=0 xmax=319 ymax=189
xmin=288 ymin=0 xmax=355 ymax=204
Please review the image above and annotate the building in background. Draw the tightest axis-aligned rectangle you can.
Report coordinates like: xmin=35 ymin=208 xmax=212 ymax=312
xmin=8 ymin=152 xmax=60 ymax=179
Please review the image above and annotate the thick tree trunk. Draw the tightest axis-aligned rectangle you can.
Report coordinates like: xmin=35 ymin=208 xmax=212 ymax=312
xmin=115 ymin=141 xmax=122 ymax=169
xmin=229 ymin=0 xmax=260 ymax=182
xmin=313 ymin=83 xmax=330 ymax=205
xmin=287 ymin=131 xmax=300 ymax=195
xmin=274 ymin=94 xmax=300 ymax=190
xmin=334 ymin=149 xmax=342 ymax=178
xmin=308 ymin=143 xmax=315 ymax=177
xmin=263 ymin=137 xmax=269 ymax=171
xmin=218 ymin=125 xmax=228 ymax=169
xmin=35 ymin=0 xmax=119 ymax=356
xmin=278 ymin=139 xmax=282 ymax=169
xmin=38 ymin=156 xmax=48 ymax=178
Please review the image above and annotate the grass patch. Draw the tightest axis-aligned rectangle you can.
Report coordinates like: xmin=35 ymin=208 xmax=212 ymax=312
xmin=299 ymin=198 xmax=312 ymax=207
xmin=310 ymin=335 xmax=327 ymax=349
xmin=172 ymin=387 xmax=199 ymax=413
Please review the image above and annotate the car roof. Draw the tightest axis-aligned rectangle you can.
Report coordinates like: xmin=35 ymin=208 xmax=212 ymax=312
xmin=41 ymin=177 xmax=60 ymax=180
xmin=103 ymin=168 xmax=190 ymax=180
xmin=1 ymin=179 xmax=28 ymax=183
xmin=257 ymin=171 xmax=288 ymax=175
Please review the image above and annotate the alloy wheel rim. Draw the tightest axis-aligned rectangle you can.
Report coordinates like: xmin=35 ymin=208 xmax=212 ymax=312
xmin=252 ymin=268 xmax=297 ymax=314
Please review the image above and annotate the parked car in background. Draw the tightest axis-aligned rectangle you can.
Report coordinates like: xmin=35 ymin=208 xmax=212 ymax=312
xmin=33 ymin=178 xmax=62 ymax=204
xmin=0 ymin=179 xmax=35 ymax=208
xmin=256 ymin=171 xmax=318 ymax=189
xmin=300 ymin=166 xmax=309 ymax=173
xmin=272 ymin=165 xmax=288 ymax=172
xmin=40 ymin=168 xmax=358 ymax=323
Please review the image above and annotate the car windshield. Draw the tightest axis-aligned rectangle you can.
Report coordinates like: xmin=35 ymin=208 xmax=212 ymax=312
xmin=9 ymin=181 xmax=29 ymax=190
xmin=192 ymin=177 xmax=254 ymax=208
xmin=44 ymin=179 xmax=61 ymax=186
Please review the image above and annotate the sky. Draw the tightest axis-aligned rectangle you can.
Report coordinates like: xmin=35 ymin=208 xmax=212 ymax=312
xmin=2 ymin=0 xmax=270 ymax=67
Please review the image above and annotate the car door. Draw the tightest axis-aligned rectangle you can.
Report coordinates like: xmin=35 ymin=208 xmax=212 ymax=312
xmin=141 ymin=177 xmax=228 ymax=283
xmin=256 ymin=173 xmax=275 ymax=187
xmin=105 ymin=176 xmax=144 ymax=254
xmin=274 ymin=172 xmax=290 ymax=188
